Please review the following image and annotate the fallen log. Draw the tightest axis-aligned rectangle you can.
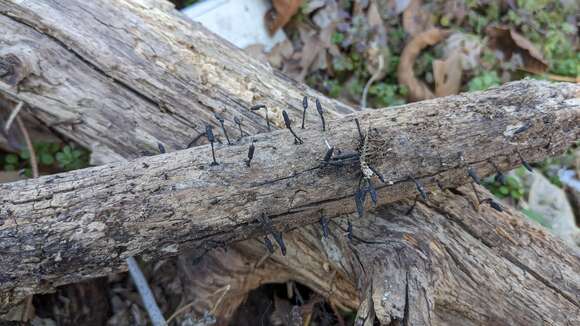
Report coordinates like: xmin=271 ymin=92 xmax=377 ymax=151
xmin=0 ymin=1 xmax=579 ymax=324
xmin=1 ymin=80 xmax=578 ymax=315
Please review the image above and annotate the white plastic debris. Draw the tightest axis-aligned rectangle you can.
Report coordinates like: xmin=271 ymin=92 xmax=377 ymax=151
xmin=182 ymin=0 xmax=287 ymax=51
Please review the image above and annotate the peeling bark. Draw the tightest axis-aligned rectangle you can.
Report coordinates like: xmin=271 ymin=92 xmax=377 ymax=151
xmin=0 ymin=1 xmax=579 ymax=325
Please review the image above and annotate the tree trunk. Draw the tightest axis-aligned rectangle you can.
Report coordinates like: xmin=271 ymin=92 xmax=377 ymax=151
xmin=0 ymin=1 xmax=578 ymax=324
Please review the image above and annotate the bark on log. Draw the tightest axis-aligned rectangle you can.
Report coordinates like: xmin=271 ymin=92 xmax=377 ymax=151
xmin=0 ymin=0 xmax=350 ymax=164
xmin=0 ymin=1 xmax=579 ymax=324
xmin=1 ymin=81 xmax=578 ymax=303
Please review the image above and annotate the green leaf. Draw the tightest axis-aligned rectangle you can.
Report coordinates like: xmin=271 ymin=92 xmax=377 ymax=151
xmin=19 ymin=150 xmax=30 ymax=160
xmin=5 ymin=154 xmax=18 ymax=164
xmin=40 ymin=153 xmax=55 ymax=165
xmin=56 ymin=152 xmax=67 ymax=164
xmin=499 ymin=186 xmax=510 ymax=195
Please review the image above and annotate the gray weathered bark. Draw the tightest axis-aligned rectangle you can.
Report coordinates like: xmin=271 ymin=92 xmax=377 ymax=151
xmin=0 ymin=1 xmax=578 ymax=324
xmin=1 ymin=80 xmax=577 ymax=304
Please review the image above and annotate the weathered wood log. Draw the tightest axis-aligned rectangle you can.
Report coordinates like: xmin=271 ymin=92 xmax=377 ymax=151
xmin=182 ymin=184 xmax=580 ymax=325
xmin=0 ymin=1 xmax=579 ymax=324
xmin=1 ymin=81 xmax=577 ymax=303
xmin=0 ymin=0 xmax=350 ymax=164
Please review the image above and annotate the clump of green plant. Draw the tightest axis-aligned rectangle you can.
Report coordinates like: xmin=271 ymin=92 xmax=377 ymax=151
xmin=2 ymin=142 xmax=90 ymax=176
xmin=56 ymin=145 xmax=90 ymax=171
xmin=467 ymin=71 xmax=501 ymax=91
xmin=484 ymin=172 xmax=525 ymax=200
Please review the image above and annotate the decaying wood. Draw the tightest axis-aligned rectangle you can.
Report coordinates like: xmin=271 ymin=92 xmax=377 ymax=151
xmin=0 ymin=0 xmax=351 ymax=164
xmin=0 ymin=1 xmax=579 ymax=324
xmin=183 ymin=185 xmax=580 ymax=325
xmin=1 ymin=81 xmax=577 ymax=304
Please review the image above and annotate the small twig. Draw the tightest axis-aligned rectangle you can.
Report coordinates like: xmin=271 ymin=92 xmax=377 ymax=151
xmin=16 ymin=113 xmax=38 ymax=179
xmin=20 ymin=293 xmax=33 ymax=322
xmin=329 ymin=300 xmax=346 ymax=326
xmin=165 ymin=285 xmax=230 ymax=325
xmin=361 ymin=54 xmax=384 ymax=109
xmin=126 ymin=256 xmax=166 ymax=326
xmin=4 ymin=101 xmax=23 ymax=133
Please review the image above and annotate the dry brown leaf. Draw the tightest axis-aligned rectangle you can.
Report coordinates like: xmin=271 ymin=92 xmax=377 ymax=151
xmin=433 ymin=51 xmax=463 ymax=97
xmin=402 ymin=0 xmax=432 ymax=36
xmin=264 ymin=40 xmax=294 ymax=68
xmin=265 ymin=0 xmax=303 ymax=35
xmin=397 ymin=28 xmax=452 ymax=101
xmin=297 ymin=26 xmax=325 ymax=80
xmin=486 ymin=25 xmax=548 ymax=74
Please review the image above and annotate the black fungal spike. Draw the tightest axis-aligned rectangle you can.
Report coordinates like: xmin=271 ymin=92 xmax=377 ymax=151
xmin=489 ymin=200 xmax=503 ymax=212
xmin=367 ymin=179 xmax=378 ymax=207
xmin=251 ymin=104 xmax=270 ymax=131
xmin=158 ymin=142 xmax=166 ymax=154
xmin=186 ymin=132 xmax=207 ymax=149
xmin=263 ymin=236 xmax=275 ymax=254
xmin=513 ymin=122 xmax=531 ymax=135
xmin=323 ymin=147 xmax=334 ymax=163
xmin=234 ymin=116 xmax=244 ymax=140
xmin=354 ymin=118 xmax=364 ymax=145
xmin=489 ymin=161 xmax=506 ymax=185
xmin=272 ymin=232 xmax=287 ymax=256
xmin=405 ymin=197 xmax=418 ymax=215
xmin=246 ymin=143 xmax=255 ymax=167
xmin=517 ymin=151 xmax=533 ymax=172
xmin=315 ymin=98 xmax=326 ymax=131
xmin=494 ymin=172 xmax=506 ymax=184
xmin=368 ymin=165 xmax=385 ymax=183
xmin=347 ymin=220 xmax=353 ymax=241
xmin=436 ymin=180 xmax=445 ymax=191
xmin=409 ymin=176 xmax=427 ymax=201
xmin=205 ymin=124 xmax=218 ymax=166
xmin=282 ymin=110 xmax=304 ymax=144
xmin=467 ymin=167 xmax=481 ymax=185
xmin=250 ymin=104 xmax=266 ymax=110
xmin=301 ymin=96 xmax=308 ymax=129
xmin=354 ymin=188 xmax=366 ymax=218
xmin=320 ymin=212 xmax=330 ymax=239
xmin=258 ymin=213 xmax=286 ymax=256
xmin=214 ymin=112 xmax=231 ymax=145
xmin=482 ymin=198 xmax=503 ymax=212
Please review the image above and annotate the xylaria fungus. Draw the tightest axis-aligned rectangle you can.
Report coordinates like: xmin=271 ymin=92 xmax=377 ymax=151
xmin=517 ymin=150 xmax=534 ymax=172
xmin=489 ymin=160 xmax=506 ymax=185
xmin=282 ymin=110 xmax=304 ymax=144
xmin=263 ymin=235 xmax=275 ymax=254
xmin=214 ymin=112 xmax=231 ymax=145
xmin=246 ymin=143 xmax=255 ymax=167
xmin=467 ymin=166 xmax=481 ymax=184
xmin=205 ymin=124 xmax=218 ymax=166
xmin=301 ymin=96 xmax=308 ymax=129
xmin=258 ymin=213 xmax=286 ymax=256
xmin=315 ymin=98 xmax=326 ymax=131
xmin=157 ymin=142 xmax=166 ymax=154
xmin=234 ymin=116 xmax=244 ymax=141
